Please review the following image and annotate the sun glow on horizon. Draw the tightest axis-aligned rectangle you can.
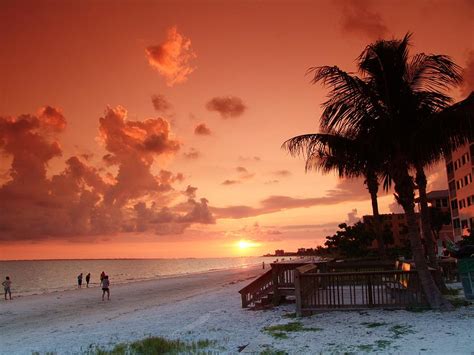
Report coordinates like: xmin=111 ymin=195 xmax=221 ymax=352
xmin=237 ymin=240 xmax=260 ymax=250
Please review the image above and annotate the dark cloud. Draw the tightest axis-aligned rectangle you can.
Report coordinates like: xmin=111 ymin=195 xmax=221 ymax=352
xmin=221 ymin=179 xmax=240 ymax=186
xmin=212 ymin=178 xmax=369 ymax=219
xmin=273 ymin=170 xmax=292 ymax=177
xmin=0 ymin=106 xmax=214 ymax=242
xmin=338 ymin=0 xmax=388 ymax=40
xmin=184 ymin=185 xmax=198 ymax=198
xmin=151 ymin=94 xmax=172 ymax=113
xmin=206 ymin=96 xmax=246 ymax=119
xmin=194 ymin=123 xmax=212 ymax=136
xmin=183 ymin=148 xmax=200 ymax=160
xmin=461 ymin=50 xmax=474 ymax=96
xmin=145 ymin=26 xmax=196 ymax=86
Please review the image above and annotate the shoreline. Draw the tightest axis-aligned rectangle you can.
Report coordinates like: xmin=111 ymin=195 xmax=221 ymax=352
xmin=1 ymin=266 xmax=474 ymax=354
xmin=0 ymin=258 xmax=272 ymax=298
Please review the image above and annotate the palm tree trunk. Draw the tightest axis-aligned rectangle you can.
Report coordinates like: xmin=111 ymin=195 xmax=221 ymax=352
xmin=392 ymin=160 xmax=453 ymax=310
xmin=415 ymin=164 xmax=448 ymax=293
xmin=366 ymin=172 xmax=386 ymax=257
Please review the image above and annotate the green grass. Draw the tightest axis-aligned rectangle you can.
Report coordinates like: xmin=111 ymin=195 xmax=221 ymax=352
xmin=263 ymin=321 xmax=322 ymax=339
xmin=86 ymin=336 xmax=216 ymax=355
xmin=390 ymin=325 xmax=414 ymax=338
xmin=361 ymin=321 xmax=387 ymax=328
xmin=282 ymin=312 xmax=297 ymax=319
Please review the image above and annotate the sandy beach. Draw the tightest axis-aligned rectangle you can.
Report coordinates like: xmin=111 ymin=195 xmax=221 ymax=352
xmin=1 ymin=266 xmax=474 ymax=354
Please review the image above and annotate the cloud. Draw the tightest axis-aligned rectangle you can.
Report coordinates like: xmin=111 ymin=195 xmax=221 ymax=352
xmin=388 ymin=200 xmax=404 ymax=214
xmin=221 ymin=179 xmax=240 ymax=186
xmin=183 ymin=148 xmax=200 ymax=159
xmin=184 ymin=185 xmax=198 ymax=198
xmin=0 ymin=106 xmax=215 ymax=242
xmin=145 ymin=26 xmax=196 ymax=86
xmin=206 ymin=96 xmax=246 ymax=118
xmin=346 ymin=208 xmax=360 ymax=224
xmin=151 ymin=94 xmax=172 ymax=113
xmin=239 ymin=155 xmax=261 ymax=162
xmin=273 ymin=170 xmax=292 ymax=177
xmin=212 ymin=178 xmax=369 ymax=219
xmin=461 ymin=50 xmax=474 ymax=96
xmin=338 ymin=0 xmax=388 ymax=40
xmin=194 ymin=123 xmax=212 ymax=136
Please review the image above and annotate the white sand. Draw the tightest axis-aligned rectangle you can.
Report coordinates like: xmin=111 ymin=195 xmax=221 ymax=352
xmin=1 ymin=266 xmax=473 ymax=354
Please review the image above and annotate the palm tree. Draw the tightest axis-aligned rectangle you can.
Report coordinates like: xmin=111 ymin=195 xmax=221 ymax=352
xmin=282 ymin=131 xmax=387 ymax=255
xmin=305 ymin=34 xmax=469 ymax=310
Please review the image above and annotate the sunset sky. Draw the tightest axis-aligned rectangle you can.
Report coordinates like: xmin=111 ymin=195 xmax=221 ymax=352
xmin=1 ymin=0 xmax=473 ymax=260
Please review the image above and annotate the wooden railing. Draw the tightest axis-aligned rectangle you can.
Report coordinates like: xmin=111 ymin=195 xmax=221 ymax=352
xmin=295 ymin=269 xmax=427 ymax=315
xmin=239 ymin=269 xmax=273 ymax=308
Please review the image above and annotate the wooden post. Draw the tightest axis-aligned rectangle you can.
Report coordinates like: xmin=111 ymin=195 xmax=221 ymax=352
xmin=241 ymin=293 xmax=247 ymax=308
xmin=272 ymin=264 xmax=280 ymax=306
xmin=295 ymin=268 xmax=302 ymax=316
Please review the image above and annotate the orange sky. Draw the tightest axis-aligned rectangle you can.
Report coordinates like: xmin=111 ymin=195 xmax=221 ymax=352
xmin=0 ymin=0 xmax=473 ymax=260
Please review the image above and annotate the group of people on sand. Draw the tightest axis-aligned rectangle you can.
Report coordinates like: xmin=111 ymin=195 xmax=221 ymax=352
xmin=77 ymin=271 xmax=110 ymax=301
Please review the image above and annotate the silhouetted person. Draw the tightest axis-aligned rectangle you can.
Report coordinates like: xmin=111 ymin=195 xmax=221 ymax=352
xmin=85 ymin=273 xmax=91 ymax=287
xmin=2 ymin=276 xmax=12 ymax=300
xmin=77 ymin=273 xmax=83 ymax=288
xmin=100 ymin=271 xmax=105 ymax=282
xmin=101 ymin=275 xmax=110 ymax=301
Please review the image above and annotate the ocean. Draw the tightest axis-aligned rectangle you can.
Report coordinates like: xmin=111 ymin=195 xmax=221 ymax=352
xmin=0 ymin=257 xmax=272 ymax=297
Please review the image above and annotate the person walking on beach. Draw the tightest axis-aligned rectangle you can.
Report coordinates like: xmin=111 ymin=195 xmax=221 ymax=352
xmin=101 ymin=275 xmax=110 ymax=301
xmin=77 ymin=273 xmax=83 ymax=288
xmin=85 ymin=273 xmax=91 ymax=287
xmin=2 ymin=276 xmax=12 ymax=300
xmin=100 ymin=271 xmax=105 ymax=282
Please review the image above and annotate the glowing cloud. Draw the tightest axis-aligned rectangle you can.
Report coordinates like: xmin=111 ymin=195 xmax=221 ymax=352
xmin=145 ymin=26 xmax=196 ymax=86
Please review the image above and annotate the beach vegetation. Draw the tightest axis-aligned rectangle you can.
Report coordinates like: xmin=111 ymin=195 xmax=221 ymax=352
xmin=361 ymin=321 xmax=387 ymax=328
xmin=390 ymin=324 xmax=415 ymax=338
xmin=86 ymin=336 xmax=216 ymax=355
xmin=263 ymin=321 xmax=322 ymax=339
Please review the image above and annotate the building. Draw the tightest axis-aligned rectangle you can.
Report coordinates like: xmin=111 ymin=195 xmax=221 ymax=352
xmin=363 ymin=213 xmax=410 ymax=249
xmin=419 ymin=190 xmax=453 ymax=243
xmin=445 ymin=143 xmax=474 ymax=240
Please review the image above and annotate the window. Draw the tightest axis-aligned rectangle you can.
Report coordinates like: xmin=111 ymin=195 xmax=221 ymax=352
xmin=465 ymin=175 xmax=469 ymax=186
xmin=442 ymin=198 xmax=448 ymax=207
xmin=451 ymin=199 xmax=458 ymax=210
xmin=449 ymin=180 xmax=456 ymax=192
xmin=462 ymin=219 xmax=469 ymax=229
xmin=454 ymin=161 xmax=458 ymax=170
xmin=453 ymin=218 xmax=460 ymax=228
xmin=447 ymin=162 xmax=454 ymax=174
xmin=462 ymin=155 xmax=466 ymax=165
xmin=459 ymin=199 xmax=464 ymax=209
xmin=457 ymin=181 xmax=461 ymax=190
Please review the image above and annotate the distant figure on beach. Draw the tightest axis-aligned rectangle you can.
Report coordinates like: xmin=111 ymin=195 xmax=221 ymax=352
xmin=262 ymin=261 xmax=265 ymax=269
xmin=101 ymin=275 xmax=110 ymax=301
xmin=2 ymin=276 xmax=12 ymax=300
xmin=100 ymin=271 xmax=105 ymax=282
xmin=77 ymin=273 xmax=83 ymax=288
xmin=85 ymin=273 xmax=91 ymax=287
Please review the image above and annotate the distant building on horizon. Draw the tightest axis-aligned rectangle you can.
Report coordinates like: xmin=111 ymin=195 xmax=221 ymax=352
xmin=445 ymin=143 xmax=474 ymax=240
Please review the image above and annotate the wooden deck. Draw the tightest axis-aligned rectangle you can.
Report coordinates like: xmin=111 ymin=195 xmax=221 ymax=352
xmin=239 ymin=259 xmax=428 ymax=313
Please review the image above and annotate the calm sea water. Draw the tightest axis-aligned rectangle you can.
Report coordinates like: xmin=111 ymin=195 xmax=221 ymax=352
xmin=0 ymin=257 xmax=272 ymax=297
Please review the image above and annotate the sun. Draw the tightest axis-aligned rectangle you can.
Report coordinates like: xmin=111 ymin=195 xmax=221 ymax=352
xmin=237 ymin=240 xmax=258 ymax=249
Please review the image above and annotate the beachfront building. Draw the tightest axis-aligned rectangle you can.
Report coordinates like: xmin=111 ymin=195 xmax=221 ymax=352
xmin=445 ymin=142 xmax=474 ymax=240
xmin=363 ymin=213 xmax=411 ymax=249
